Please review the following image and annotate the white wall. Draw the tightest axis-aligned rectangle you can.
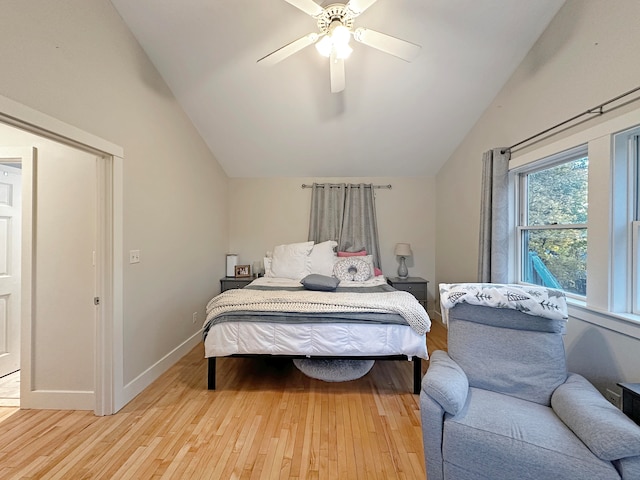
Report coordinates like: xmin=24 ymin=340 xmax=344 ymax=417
xmin=435 ymin=0 xmax=640 ymax=391
xmin=228 ymin=177 xmax=437 ymax=311
xmin=0 ymin=0 xmax=229 ymax=403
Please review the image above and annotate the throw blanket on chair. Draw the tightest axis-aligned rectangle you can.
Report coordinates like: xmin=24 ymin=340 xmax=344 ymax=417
xmin=439 ymin=283 xmax=568 ymax=324
xmin=206 ymin=288 xmax=431 ymax=335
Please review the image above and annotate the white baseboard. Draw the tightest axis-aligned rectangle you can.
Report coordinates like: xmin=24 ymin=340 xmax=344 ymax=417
xmin=118 ymin=330 xmax=202 ymax=411
xmin=20 ymin=390 xmax=94 ymax=411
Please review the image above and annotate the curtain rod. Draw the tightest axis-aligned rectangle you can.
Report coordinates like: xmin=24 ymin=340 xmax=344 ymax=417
xmin=301 ymin=183 xmax=392 ymax=189
xmin=501 ymin=85 xmax=640 ymax=154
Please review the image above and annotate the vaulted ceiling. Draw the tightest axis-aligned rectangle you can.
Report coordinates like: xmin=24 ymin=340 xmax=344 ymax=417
xmin=110 ymin=0 xmax=565 ymax=177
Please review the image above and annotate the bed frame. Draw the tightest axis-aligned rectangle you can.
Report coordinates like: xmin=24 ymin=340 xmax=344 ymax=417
xmin=207 ymin=355 xmax=423 ymax=394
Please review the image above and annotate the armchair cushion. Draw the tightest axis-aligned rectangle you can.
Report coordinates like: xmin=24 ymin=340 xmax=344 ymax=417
xmin=422 ymin=350 xmax=468 ymax=415
xmin=552 ymin=373 xmax=640 ymax=461
xmin=444 ymin=388 xmax=620 ymax=479
xmin=448 ymin=318 xmax=567 ymax=406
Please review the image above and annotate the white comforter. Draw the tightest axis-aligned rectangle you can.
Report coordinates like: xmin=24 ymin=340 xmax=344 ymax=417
xmin=205 ymin=284 xmax=431 ymax=335
xmin=203 ymin=276 xmax=430 ymax=360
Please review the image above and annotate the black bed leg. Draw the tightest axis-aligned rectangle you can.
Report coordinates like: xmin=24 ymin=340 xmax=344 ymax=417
xmin=413 ymin=358 xmax=422 ymax=394
xmin=208 ymin=357 xmax=216 ymax=390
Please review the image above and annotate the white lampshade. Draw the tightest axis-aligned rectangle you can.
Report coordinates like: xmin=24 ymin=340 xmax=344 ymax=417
xmin=394 ymin=243 xmax=412 ymax=257
xmin=315 ymin=35 xmax=333 ymax=57
xmin=316 ymin=24 xmax=353 ymax=60
xmin=334 ymin=42 xmax=353 ymax=59
xmin=332 ymin=25 xmax=351 ymax=46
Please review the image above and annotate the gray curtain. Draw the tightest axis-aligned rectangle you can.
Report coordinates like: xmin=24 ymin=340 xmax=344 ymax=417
xmin=478 ymin=148 xmax=511 ymax=282
xmin=308 ymin=183 xmax=346 ymax=244
xmin=308 ymin=183 xmax=382 ymax=269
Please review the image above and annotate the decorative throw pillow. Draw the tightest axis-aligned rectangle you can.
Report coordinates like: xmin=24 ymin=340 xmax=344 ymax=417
xmin=307 ymin=240 xmax=338 ymax=276
xmin=337 ymin=250 xmax=367 ymax=257
xmin=360 ymin=255 xmax=376 ymax=277
xmin=269 ymin=241 xmax=314 ymax=279
xmin=337 ymin=252 xmax=382 ymax=276
xmin=300 ymin=274 xmax=340 ymax=291
xmin=333 ymin=257 xmax=372 ymax=282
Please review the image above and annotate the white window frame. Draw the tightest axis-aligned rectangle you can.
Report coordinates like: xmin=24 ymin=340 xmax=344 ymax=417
xmin=634 ymin=220 xmax=640 ymax=314
xmin=514 ymin=146 xmax=588 ymax=299
xmin=626 ymin=131 xmax=640 ymax=314
xmin=508 ymin=108 xmax=640 ymax=338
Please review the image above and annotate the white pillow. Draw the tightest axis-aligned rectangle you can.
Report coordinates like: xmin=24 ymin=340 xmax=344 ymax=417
xmin=307 ymin=240 xmax=338 ymax=276
xmin=268 ymin=241 xmax=314 ymax=279
xmin=263 ymin=257 xmax=272 ymax=277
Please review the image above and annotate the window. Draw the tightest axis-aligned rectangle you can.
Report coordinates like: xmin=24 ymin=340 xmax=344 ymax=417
xmin=511 ymin=111 xmax=640 ymax=331
xmin=517 ymin=146 xmax=589 ymax=297
xmin=628 ymin=131 xmax=640 ymax=313
xmin=610 ymin=126 xmax=640 ymax=315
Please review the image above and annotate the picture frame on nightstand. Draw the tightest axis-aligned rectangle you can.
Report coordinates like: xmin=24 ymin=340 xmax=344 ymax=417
xmin=234 ymin=264 xmax=251 ymax=277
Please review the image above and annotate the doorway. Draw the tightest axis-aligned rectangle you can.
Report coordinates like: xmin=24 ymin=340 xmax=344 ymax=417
xmin=0 ymin=134 xmax=98 ymax=409
xmin=0 ymin=161 xmax=21 ymax=406
xmin=0 ymin=93 xmax=123 ymax=415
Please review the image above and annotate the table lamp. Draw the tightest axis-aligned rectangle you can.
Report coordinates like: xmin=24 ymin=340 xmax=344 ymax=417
xmin=394 ymin=243 xmax=412 ymax=279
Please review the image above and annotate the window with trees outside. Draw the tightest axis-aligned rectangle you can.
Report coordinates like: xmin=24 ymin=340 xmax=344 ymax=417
xmin=517 ymin=146 xmax=588 ymax=297
xmin=511 ymin=113 xmax=640 ymax=332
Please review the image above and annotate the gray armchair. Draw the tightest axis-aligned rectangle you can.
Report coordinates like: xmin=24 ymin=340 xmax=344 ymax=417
xmin=421 ymin=284 xmax=640 ymax=480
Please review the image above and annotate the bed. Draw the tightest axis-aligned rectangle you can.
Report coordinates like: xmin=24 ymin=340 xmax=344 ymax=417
xmin=202 ymin=241 xmax=431 ymax=393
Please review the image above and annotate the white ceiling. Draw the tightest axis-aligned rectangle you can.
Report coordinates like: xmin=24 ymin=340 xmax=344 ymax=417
xmin=110 ymin=0 xmax=564 ymax=177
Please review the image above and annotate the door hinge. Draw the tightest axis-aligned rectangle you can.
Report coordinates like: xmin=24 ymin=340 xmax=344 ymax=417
xmin=94 ymin=297 xmax=100 ymax=306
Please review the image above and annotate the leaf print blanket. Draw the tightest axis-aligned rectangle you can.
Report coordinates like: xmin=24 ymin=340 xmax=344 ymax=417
xmin=439 ymin=283 xmax=568 ymax=325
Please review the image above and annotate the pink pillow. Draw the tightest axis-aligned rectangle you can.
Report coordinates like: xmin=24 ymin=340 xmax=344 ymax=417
xmin=374 ymin=267 xmax=383 ymax=276
xmin=338 ymin=250 xmax=367 ymax=257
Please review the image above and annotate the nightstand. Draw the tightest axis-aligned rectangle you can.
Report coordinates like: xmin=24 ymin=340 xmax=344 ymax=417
xmin=387 ymin=277 xmax=429 ymax=309
xmin=220 ymin=276 xmax=253 ymax=292
xmin=618 ymin=382 xmax=640 ymax=425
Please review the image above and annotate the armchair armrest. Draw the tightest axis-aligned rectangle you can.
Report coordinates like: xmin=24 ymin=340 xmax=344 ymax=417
xmin=552 ymin=373 xmax=640 ymax=461
xmin=421 ymin=350 xmax=469 ymax=415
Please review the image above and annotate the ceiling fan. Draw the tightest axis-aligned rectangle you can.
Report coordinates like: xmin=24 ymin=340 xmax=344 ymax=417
xmin=258 ymin=0 xmax=421 ymax=93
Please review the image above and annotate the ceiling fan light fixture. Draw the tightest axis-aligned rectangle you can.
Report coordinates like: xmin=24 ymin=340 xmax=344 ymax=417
xmin=259 ymin=1 xmax=421 ymax=93
xmin=334 ymin=42 xmax=353 ymax=59
xmin=315 ymin=35 xmax=333 ymax=57
xmin=315 ymin=22 xmax=352 ymax=59
xmin=331 ymin=24 xmax=351 ymax=46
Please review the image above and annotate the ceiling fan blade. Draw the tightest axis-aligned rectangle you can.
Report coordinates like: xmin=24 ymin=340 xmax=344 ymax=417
xmin=285 ymin=0 xmax=324 ymax=18
xmin=257 ymin=33 xmax=319 ymax=66
xmin=346 ymin=0 xmax=378 ymax=16
xmin=329 ymin=52 xmax=345 ymax=93
xmin=354 ymin=27 xmax=421 ymax=62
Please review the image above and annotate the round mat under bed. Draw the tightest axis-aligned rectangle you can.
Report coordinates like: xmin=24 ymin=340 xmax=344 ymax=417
xmin=293 ymin=358 xmax=375 ymax=382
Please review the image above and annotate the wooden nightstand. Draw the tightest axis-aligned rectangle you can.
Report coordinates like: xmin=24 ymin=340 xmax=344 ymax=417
xmin=220 ymin=276 xmax=253 ymax=292
xmin=387 ymin=277 xmax=429 ymax=309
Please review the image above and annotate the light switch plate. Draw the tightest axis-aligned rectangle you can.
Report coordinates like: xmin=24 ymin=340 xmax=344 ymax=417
xmin=129 ymin=250 xmax=140 ymax=264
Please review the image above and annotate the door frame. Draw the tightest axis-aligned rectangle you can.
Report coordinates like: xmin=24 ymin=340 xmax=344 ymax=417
xmin=0 ymin=94 xmax=123 ymax=415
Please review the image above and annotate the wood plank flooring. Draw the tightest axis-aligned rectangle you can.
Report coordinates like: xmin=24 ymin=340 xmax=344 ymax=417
xmin=0 ymin=320 xmax=447 ymax=479
xmin=0 ymin=371 xmax=20 ymax=407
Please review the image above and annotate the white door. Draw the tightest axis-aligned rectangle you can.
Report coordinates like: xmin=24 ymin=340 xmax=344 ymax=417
xmin=0 ymin=161 xmax=21 ymax=378
xmin=33 ymin=150 xmax=96 ymax=392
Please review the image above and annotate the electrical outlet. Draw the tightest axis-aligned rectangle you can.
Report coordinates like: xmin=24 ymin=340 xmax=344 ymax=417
xmin=192 ymin=312 xmax=198 ymax=324
xmin=605 ymin=388 xmax=621 ymax=409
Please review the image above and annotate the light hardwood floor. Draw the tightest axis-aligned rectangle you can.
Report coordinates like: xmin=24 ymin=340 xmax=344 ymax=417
xmin=0 ymin=371 xmax=20 ymax=407
xmin=0 ymin=320 xmax=447 ymax=479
